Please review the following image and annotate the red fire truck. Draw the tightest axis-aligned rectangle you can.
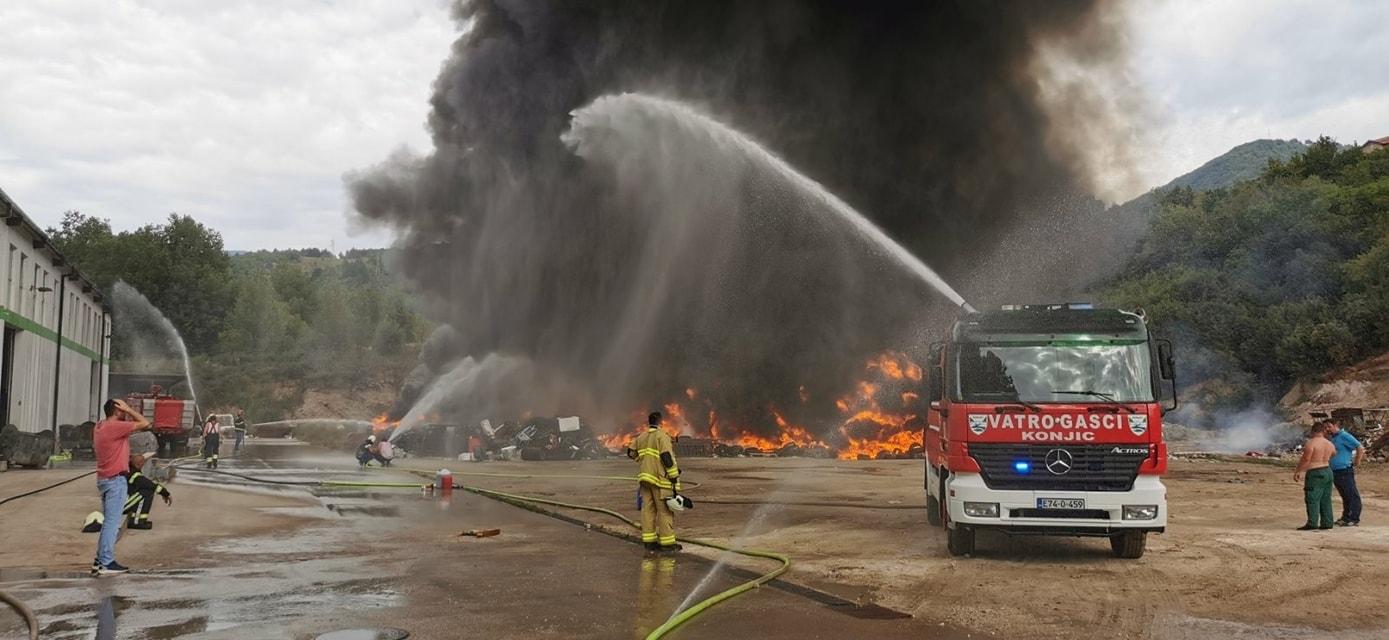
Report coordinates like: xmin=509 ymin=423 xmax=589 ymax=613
xmin=126 ymin=385 xmax=200 ymax=457
xmin=924 ymin=304 xmax=1176 ymax=559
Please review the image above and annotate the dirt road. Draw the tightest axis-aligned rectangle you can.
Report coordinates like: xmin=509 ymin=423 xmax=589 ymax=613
xmin=2 ymin=443 xmax=1386 ymax=639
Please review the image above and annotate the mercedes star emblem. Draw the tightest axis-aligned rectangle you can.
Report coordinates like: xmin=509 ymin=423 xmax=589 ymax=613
xmin=1044 ymin=448 xmax=1074 ymax=475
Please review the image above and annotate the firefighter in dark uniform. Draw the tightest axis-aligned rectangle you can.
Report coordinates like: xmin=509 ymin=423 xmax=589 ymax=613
xmin=124 ymin=453 xmax=171 ymax=529
xmin=627 ymin=412 xmax=681 ymax=553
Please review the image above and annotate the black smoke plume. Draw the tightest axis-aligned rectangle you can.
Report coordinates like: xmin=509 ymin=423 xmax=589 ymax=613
xmin=349 ymin=0 xmax=1139 ymax=440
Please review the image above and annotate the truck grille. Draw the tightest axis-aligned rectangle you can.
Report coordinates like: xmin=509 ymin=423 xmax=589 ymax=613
xmin=969 ymin=443 xmax=1149 ymax=492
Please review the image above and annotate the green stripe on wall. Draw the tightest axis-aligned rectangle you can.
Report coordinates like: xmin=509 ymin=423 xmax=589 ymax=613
xmin=0 ymin=305 xmax=105 ymax=363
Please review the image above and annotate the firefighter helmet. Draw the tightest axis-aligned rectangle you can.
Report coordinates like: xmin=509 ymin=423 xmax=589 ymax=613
xmin=665 ymin=493 xmax=693 ymax=511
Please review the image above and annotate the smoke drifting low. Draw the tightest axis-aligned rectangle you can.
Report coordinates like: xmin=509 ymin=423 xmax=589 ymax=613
xmin=350 ymin=1 xmax=1141 ymax=437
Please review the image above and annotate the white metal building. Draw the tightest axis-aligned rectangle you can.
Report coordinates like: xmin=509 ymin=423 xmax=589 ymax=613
xmin=0 ymin=186 xmax=110 ymax=435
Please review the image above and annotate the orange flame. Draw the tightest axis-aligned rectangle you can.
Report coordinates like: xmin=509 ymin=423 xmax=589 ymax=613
xmin=594 ymin=351 xmax=924 ymax=459
xmin=370 ymin=413 xmax=400 ymax=434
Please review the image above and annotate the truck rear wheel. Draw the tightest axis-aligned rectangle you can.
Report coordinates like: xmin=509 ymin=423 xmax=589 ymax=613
xmin=1110 ymin=532 xmax=1146 ymax=559
xmin=926 ymin=495 xmax=942 ymax=526
xmin=947 ymin=526 xmax=975 ymax=556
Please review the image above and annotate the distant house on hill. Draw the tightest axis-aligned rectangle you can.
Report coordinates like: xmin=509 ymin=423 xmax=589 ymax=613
xmin=1363 ymin=136 xmax=1389 ymax=154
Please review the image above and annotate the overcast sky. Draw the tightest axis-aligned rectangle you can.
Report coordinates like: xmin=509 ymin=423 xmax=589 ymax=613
xmin=1 ymin=0 xmax=1387 ymax=251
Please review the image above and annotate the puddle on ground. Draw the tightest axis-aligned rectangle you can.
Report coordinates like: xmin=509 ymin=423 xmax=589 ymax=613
xmin=8 ymin=560 xmax=402 ymax=640
xmin=1 ymin=456 xmax=438 ymax=639
xmin=3 ymin=481 xmax=406 ymax=640
xmin=326 ymin=504 xmax=401 ymax=517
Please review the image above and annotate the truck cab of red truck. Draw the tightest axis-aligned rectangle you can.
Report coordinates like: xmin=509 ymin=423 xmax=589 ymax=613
xmin=924 ymin=304 xmax=1176 ymax=559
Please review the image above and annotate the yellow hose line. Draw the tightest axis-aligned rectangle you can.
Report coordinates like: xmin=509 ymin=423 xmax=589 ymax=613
xmin=395 ymin=468 xmax=786 ymax=640
xmin=644 ymin=540 xmax=789 ymax=640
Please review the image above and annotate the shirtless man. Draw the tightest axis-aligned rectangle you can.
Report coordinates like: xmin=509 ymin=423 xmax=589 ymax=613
xmin=1293 ymin=421 xmax=1337 ymax=530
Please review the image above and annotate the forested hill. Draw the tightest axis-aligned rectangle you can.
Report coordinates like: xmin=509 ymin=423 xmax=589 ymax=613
xmin=1111 ymin=139 xmax=1308 ymax=221
xmin=1167 ymin=139 xmax=1308 ymax=192
xmin=48 ymin=214 xmax=428 ymax=421
xmin=1101 ymin=137 xmax=1389 ymax=418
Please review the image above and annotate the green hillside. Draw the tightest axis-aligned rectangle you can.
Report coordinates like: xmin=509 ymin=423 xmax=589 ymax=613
xmin=1167 ymin=139 xmax=1308 ymax=192
xmin=1102 ymin=137 xmax=1389 ymax=417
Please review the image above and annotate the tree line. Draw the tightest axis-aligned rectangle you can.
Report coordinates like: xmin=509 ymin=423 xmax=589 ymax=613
xmin=48 ymin=213 xmax=428 ymax=420
xmin=1102 ymin=137 xmax=1389 ymax=415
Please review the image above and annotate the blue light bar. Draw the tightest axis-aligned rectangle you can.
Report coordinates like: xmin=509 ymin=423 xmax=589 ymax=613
xmin=1014 ymin=461 xmax=1031 ymax=474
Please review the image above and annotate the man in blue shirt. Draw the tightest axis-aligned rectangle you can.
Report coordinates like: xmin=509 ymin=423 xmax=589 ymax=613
xmin=1326 ymin=420 xmax=1365 ymax=526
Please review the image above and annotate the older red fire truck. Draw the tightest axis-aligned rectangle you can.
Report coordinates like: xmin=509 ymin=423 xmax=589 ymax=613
xmin=924 ymin=304 xmax=1176 ymax=558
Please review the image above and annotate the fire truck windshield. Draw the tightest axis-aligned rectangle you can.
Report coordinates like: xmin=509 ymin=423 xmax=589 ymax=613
xmin=955 ymin=340 xmax=1155 ymax=404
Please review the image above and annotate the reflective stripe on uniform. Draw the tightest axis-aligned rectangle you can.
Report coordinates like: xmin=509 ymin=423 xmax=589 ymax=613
xmin=637 ymin=472 xmax=673 ymax=489
xmin=658 ymin=535 xmax=677 ymax=545
xmin=641 ymin=532 xmax=658 ymax=542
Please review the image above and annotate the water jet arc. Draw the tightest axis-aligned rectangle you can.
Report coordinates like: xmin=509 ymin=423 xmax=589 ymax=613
xmin=563 ymin=93 xmax=976 ymax=312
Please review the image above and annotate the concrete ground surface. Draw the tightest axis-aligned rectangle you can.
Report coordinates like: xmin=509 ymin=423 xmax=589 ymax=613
xmin=0 ymin=441 xmax=962 ymax=639
xmin=1 ymin=440 xmax=1386 ymax=639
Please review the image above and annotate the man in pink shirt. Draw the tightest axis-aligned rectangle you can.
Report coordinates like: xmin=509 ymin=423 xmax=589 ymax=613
xmin=92 ymin=398 xmax=151 ymax=576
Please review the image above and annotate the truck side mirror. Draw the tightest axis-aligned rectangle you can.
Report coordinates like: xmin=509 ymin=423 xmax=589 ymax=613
xmin=926 ymin=341 xmax=945 ymax=404
xmin=1157 ymin=340 xmax=1175 ymax=381
xmin=1156 ymin=339 xmax=1177 ymax=413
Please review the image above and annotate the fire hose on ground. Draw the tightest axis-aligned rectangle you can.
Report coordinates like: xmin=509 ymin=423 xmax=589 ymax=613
xmin=1 ymin=456 xmax=901 ymax=639
xmin=388 ymin=468 xmax=791 ymax=640
xmin=452 ymin=482 xmax=791 ymax=640
xmin=178 ymin=463 xmax=789 ymax=640
xmin=0 ymin=588 xmax=39 ymax=640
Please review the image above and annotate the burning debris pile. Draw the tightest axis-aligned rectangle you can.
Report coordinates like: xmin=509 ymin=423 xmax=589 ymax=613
xmin=597 ymin=351 xmax=928 ymax=460
xmin=375 ymin=413 xmax=610 ymax=461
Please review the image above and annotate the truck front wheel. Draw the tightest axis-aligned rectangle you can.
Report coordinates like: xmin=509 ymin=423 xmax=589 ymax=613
xmin=926 ymin=495 xmax=942 ymax=526
xmin=947 ymin=526 xmax=975 ymax=556
xmin=1110 ymin=531 xmax=1146 ymax=559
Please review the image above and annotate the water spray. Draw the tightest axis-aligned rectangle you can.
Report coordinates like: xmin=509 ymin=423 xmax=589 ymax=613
xmin=565 ymin=93 xmax=975 ymax=312
xmin=112 ymin=281 xmax=201 ymax=410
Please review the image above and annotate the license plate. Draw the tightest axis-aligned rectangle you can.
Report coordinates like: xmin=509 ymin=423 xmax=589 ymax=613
xmin=1037 ymin=498 xmax=1085 ymax=509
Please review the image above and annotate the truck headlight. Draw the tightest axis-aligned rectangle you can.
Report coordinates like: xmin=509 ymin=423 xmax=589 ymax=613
xmin=1123 ymin=505 xmax=1158 ymax=521
xmin=963 ymin=502 xmax=999 ymax=518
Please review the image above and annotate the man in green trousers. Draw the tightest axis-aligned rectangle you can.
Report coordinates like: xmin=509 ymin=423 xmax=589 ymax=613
xmin=1293 ymin=420 xmax=1337 ymax=530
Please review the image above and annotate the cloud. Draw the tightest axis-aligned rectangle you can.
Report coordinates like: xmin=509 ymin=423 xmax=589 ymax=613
xmin=1131 ymin=0 xmax=1389 ymax=188
xmin=0 ymin=0 xmax=455 ymax=250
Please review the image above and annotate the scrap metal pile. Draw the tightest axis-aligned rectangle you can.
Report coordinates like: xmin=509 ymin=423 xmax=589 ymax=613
xmin=389 ymin=416 xmax=611 ymax=462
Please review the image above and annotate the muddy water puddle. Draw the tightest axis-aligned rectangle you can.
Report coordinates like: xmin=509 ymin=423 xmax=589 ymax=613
xmin=2 ymin=458 xmax=422 ymax=639
xmin=4 ymin=555 xmax=402 ymax=639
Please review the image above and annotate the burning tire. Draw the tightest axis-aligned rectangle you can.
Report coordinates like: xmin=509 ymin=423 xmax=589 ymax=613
xmin=1110 ymin=531 xmax=1146 ymax=559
